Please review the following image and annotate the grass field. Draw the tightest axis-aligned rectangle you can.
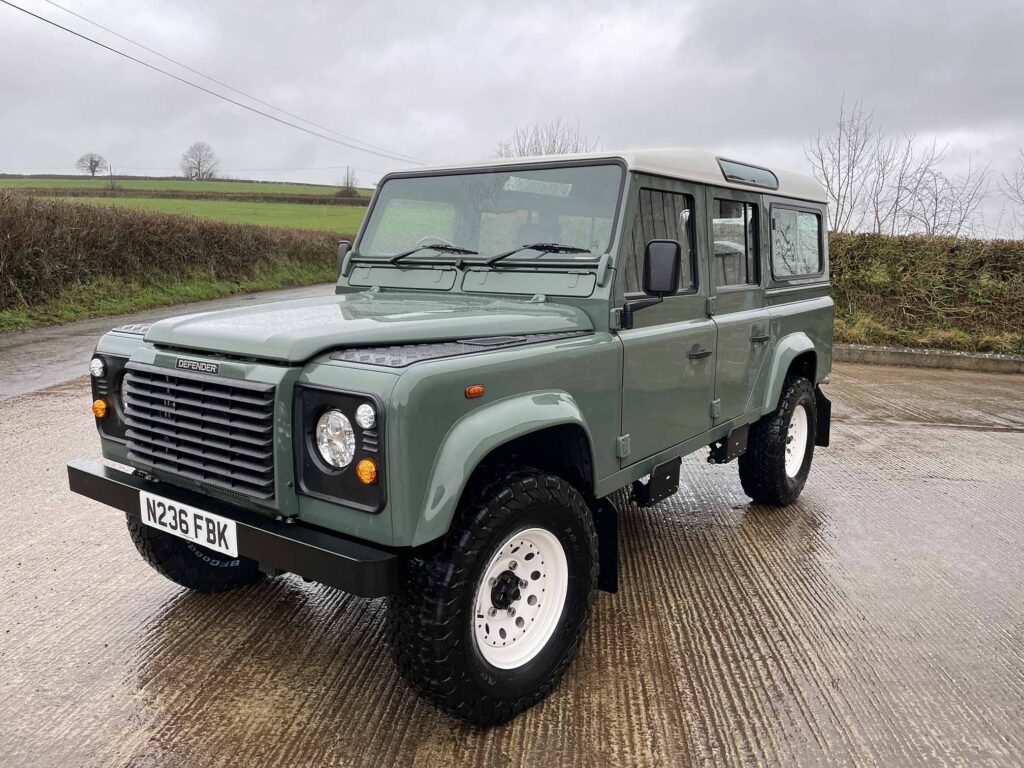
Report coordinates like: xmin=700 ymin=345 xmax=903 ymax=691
xmin=0 ymin=177 xmax=372 ymax=196
xmin=63 ymin=196 xmax=367 ymax=234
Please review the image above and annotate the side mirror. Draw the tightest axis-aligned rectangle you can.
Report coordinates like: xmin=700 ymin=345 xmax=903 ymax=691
xmin=622 ymin=239 xmax=682 ymax=330
xmin=642 ymin=239 xmax=682 ymax=297
xmin=336 ymin=240 xmax=352 ymax=279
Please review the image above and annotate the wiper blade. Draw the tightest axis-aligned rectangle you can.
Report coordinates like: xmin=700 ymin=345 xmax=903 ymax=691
xmin=485 ymin=242 xmax=592 ymax=267
xmin=388 ymin=243 xmax=478 ymax=264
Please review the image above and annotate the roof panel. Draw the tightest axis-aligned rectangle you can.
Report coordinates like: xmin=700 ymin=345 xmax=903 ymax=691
xmin=399 ymin=147 xmax=828 ymax=204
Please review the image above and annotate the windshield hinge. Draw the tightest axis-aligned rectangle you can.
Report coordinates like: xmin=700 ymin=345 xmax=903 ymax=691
xmin=596 ymin=252 xmax=613 ymax=286
xmin=706 ymin=297 xmax=716 ymax=316
xmin=609 ymin=307 xmax=624 ymax=330
xmin=615 ymin=434 xmax=631 ymax=459
xmin=711 ymin=399 xmax=722 ymax=419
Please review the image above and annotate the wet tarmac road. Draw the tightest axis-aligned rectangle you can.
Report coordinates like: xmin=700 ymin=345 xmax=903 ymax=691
xmin=0 ymin=363 xmax=1021 ymax=767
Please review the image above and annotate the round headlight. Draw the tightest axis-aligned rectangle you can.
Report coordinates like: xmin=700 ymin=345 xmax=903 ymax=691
xmin=316 ymin=409 xmax=355 ymax=468
xmin=90 ymin=357 xmax=105 ymax=378
xmin=355 ymin=403 xmax=377 ymax=430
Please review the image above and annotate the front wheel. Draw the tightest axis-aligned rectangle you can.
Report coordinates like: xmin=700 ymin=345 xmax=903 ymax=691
xmin=389 ymin=468 xmax=598 ymax=725
xmin=738 ymin=375 xmax=817 ymax=505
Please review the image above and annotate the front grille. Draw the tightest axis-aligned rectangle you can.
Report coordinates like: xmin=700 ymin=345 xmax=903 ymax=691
xmin=124 ymin=363 xmax=276 ymax=499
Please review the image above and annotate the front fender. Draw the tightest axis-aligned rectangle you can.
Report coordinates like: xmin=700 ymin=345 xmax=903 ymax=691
xmin=411 ymin=391 xmax=594 ymax=547
xmin=760 ymin=332 xmax=815 ymax=415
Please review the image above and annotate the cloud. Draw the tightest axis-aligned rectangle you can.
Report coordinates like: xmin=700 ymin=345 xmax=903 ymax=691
xmin=1 ymin=0 xmax=1021 ymax=190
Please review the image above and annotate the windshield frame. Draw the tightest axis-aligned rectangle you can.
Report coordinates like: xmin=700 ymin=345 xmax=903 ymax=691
xmin=353 ymin=157 xmax=628 ymax=269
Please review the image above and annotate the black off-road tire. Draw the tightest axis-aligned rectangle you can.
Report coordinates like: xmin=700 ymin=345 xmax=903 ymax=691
xmin=738 ymin=375 xmax=817 ymax=506
xmin=126 ymin=515 xmax=265 ymax=593
xmin=389 ymin=467 xmax=598 ymax=725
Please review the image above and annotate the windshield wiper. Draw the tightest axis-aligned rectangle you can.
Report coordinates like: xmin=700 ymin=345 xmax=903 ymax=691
xmin=485 ymin=242 xmax=592 ymax=267
xmin=387 ymin=243 xmax=478 ymax=265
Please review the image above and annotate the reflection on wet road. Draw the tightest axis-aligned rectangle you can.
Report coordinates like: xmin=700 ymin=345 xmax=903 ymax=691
xmin=0 ymin=363 xmax=1021 ymax=766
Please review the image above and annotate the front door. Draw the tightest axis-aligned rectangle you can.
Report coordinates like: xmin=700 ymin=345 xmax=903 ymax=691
xmin=619 ymin=180 xmax=717 ymax=465
xmin=705 ymin=187 xmax=770 ymax=425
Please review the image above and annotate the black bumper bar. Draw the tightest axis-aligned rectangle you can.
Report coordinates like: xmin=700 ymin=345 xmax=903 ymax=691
xmin=67 ymin=459 xmax=397 ymax=597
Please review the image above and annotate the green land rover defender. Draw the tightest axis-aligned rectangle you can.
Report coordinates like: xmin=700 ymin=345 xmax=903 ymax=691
xmin=69 ymin=149 xmax=833 ymax=724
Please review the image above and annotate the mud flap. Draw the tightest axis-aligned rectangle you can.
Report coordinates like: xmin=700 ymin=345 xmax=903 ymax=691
xmin=591 ymin=496 xmax=619 ymax=593
xmin=815 ymin=386 xmax=832 ymax=447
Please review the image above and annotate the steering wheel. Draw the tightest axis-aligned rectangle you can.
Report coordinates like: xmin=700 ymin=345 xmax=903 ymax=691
xmin=415 ymin=235 xmax=454 ymax=248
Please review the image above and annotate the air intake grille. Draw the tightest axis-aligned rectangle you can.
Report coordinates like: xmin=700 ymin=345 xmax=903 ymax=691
xmin=124 ymin=364 xmax=276 ymax=499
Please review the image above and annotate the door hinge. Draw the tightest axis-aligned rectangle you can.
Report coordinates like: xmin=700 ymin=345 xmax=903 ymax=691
xmin=710 ymin=399 xmax=722 ymax=418
xmin=706 ymin=297 xmax=716 ymax=316
xmin=615 ymin=434 xmax=631 ymax=459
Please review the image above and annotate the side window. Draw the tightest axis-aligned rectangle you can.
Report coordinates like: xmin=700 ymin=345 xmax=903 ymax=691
xmin=712 ymin=199 xmax=758 ymax=287
xmin=771 ymin=208 xmax=822 ymax=278
xmin=624 ymin=188 xmax=696 ymax=295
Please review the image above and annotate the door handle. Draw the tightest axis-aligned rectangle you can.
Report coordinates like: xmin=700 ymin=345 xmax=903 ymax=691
xmin=750 ymin=334 xmax=770 ymax=344
xmin=687 ymin=347 xmax=712 ymax=360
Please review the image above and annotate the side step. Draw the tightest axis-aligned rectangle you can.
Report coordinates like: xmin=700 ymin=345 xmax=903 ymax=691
xmin=633 ymin=456 xmax=682 ymax=508
xmin=707 ymin=424 xmax=749 ymax=465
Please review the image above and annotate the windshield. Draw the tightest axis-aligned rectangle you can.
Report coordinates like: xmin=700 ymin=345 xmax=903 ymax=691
xmin=358 ymin=163 xmax=623 ymax=260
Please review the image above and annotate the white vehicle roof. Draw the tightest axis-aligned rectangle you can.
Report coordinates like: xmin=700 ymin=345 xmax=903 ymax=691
xmin=404 ymin=147 xmax=827 ymax=204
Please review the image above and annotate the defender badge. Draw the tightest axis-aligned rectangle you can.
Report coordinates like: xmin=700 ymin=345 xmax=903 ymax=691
xmin=175 ymin=358 xmax=220 ymax=375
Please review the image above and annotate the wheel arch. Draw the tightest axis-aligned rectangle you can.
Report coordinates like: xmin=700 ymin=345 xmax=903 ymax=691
xmin=411 ymin=392 xmax=597 ymax=547
xmin=760 ymin=332 xmax=817 ymax=415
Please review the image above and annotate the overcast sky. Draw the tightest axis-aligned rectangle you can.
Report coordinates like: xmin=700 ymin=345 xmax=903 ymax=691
xmin=2 ymin=0 xmax=1022 ymax=208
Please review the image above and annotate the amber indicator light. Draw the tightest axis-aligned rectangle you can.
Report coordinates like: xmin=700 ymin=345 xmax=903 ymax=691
xmin=92 ymin=399 xmax=108 ymax=418
xmin=356 ymin=458 xmax=378 ymax=485
xmin=465 ymin=384 xmax=486 ymax=399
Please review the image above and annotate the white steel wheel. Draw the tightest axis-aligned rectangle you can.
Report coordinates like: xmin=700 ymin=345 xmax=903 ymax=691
xmin=785 ymin=402 xmax=809 ymax=478
xmin=473 ymin=527 xmax=569 ymax=670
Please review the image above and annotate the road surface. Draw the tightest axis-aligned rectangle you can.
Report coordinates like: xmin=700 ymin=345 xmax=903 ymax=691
xmin=0 ymin=362 xmax=1021 ymax=767
xmin=0 ymin=283 xmax=334 ymax=401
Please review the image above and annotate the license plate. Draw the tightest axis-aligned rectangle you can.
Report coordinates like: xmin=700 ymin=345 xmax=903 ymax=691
xmin=139 ymin=491 xmax=238 ymax=557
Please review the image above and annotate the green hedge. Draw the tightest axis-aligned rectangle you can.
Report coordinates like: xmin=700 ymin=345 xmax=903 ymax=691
xmin=0 ymin=191 xmax=339 ymax=311
xmin=829 ymin=233 xmax=1024 ymax=355
xmin=2 ymin=192 xmax=1021 ymax=354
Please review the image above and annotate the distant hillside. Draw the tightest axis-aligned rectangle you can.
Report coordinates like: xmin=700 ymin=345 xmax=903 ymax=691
xmin=0 ymin=174 xmax=374 ymax=197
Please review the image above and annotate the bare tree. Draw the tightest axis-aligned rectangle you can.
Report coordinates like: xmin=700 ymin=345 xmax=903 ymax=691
xmin=180 ymin=141 xmax=220 ymax=180
xmin=1001 ymin=149 xmax=1024 ymax=207
xmin=339 ymin=166 xmax=358 ymax=196
xmin=495 ymin=118 xmax=599 ymax=158
xmin=903 ymin=159 xmax=990 ymax=237
xmin=807 ymin=100 xmax=989 ymax=235
xmin=867 ymin=134 xmax=945 ymax=235
xmin=806 ymin=99 xmax=876 ymax=232
xmin=76 ymin=152 xmax=107 ymax=176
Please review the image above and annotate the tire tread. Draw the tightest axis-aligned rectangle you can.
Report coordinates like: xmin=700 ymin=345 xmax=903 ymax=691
xmin=389 ymin=467 xmax=598 ymax=725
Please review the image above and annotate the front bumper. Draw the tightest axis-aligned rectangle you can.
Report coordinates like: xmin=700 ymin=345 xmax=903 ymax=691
xmin=67 ymin=459 xmax=398 ymax=597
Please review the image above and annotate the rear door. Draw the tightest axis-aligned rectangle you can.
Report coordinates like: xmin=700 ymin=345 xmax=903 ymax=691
xmin=619 ymin=178 xmax=716 ymax=465
xmin=705 ymin=187 xmax=771 ymax=424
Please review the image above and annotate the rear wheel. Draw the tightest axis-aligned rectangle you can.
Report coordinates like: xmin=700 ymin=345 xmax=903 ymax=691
xmin=738 ymin=375 xmax=816 ymax=505
xmin=126 ymin=516 xmax=265 ymax=593
xmin=389 ymin=467 xmax=598 ymax=725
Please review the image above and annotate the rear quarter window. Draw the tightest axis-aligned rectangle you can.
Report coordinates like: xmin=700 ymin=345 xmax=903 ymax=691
xmin=771 ymin=207 xmax=822 ymax=279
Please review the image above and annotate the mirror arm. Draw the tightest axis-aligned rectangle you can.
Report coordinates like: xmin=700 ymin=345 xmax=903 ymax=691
xmin=621 ymin=295 xmax=663 ymax=330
